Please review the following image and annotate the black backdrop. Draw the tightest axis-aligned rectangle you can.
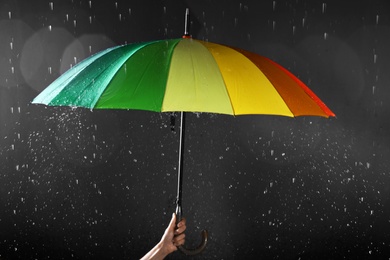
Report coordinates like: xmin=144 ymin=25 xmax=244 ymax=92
xmin=1 ymin=0 xmax=390 ymax=259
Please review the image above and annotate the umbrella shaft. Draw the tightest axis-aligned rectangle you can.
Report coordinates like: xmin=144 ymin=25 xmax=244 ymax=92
xmin=176 ymin=111 xmax=185 ymax=220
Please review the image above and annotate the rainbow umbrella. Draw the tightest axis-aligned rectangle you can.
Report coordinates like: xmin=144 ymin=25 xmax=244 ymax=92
xmin=32 ymin=9 xmax=335 ymax=255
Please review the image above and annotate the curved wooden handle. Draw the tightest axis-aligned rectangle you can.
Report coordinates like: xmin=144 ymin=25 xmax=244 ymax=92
xmin=178 ymin=229 xmax=208 ymax=256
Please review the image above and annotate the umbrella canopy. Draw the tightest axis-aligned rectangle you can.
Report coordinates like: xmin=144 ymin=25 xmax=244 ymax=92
xmin=32 ymin=37 xmax=334 ymax=118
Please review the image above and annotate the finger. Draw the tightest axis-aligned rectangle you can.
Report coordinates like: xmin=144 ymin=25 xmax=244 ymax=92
xmin=177 ymin=217 xmax=186 ymax=227
xmin=173 ymin=233 xmax=186 ymax=246
xmin=175 ymin=224 xmax=186 ymax=235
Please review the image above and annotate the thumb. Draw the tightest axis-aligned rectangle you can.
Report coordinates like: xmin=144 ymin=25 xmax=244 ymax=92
xmin=167 ymin=213 xmax=177 ymax=231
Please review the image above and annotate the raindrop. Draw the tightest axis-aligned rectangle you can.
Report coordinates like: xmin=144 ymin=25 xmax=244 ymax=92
xmin=273 ymin=1 xmax=276 ymax=11
xmin=270 ymin=150 xmax=274 ymax=156
xmin=119 ymin=14 xmax=122 ymax=21
xmin=10 ymin=42 xmax=13 ymax=50
xmin=48 ymin=67 xmax=52 ymax=74
xmin=89 ymin=16 xmax=92 ymax=24
xmin=322 ymin=3 xmax=327 ymax=13
xmin=73 ymin=20 xmax=77 ymax=28
xmin=49 ymin=2 xmax=54 ymax=10
xmin=372 ymin=86 xmax=376 ymax=95
xmin=10 ymin=107 xmax=14 ymax=113
xmin=66 ymin=14 xmax=69 ymax=22
xmin=11 ymin=67 xmax=14 ymax=74
xmin=324 ymin=32 xmax=328 ymax=40
xmin=129 ymin=8 xmax=132 ymax=15
xmin=292 ymin=178 xmax=295 ymax=183
xmin=89 ymin=1 xmax=92 ymax=8
xmin=292 ymin=25 xmax=296 ymax=35
xmin=376 ymin=15 xmax=379 ymax=25
xmin=272 ymin=21 xmax=276 ymax=31
xmin=373 ymin=54 xmax=377 ymax=64
xmin=302 ymin=17 xmax=306 ymax=27
xmin=163 ymin=6 xmax=166 ymax=14
xmin=48 ymin=25 xmax=52 ymax=31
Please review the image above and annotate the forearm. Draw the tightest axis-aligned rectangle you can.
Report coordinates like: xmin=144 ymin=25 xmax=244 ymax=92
xmin=140 ymin=242 xmax=169 ymax=260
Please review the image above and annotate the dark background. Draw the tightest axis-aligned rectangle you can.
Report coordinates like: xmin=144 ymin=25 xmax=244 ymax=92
xmin=1 ymin=0 xmax=390 ymax=259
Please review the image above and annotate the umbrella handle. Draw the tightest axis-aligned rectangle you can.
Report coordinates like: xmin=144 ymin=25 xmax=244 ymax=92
xmin=176 ymin=204 xmax=208 ymax=255
xmin=178 ymin=230 xmax=208 ymax=256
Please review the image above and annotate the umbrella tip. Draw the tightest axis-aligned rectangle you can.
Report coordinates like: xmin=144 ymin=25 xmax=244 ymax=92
xmin=183 ymin=8 xmax=192 ymax=38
